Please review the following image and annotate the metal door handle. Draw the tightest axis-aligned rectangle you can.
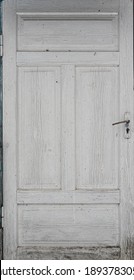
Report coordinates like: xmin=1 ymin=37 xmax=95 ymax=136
xmin=112 ymin=120 xmax=130 ymax=126
xmin=112 ymin=113 xmax=131 ymax=139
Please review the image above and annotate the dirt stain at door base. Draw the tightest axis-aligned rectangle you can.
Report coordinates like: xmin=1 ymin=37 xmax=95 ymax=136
xmin=17 ymin=246 xmax=121 ymax=260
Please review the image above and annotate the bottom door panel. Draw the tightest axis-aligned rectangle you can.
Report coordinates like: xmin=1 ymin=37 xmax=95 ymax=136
xmin=18 ymin=204 xmax=119 ymax=246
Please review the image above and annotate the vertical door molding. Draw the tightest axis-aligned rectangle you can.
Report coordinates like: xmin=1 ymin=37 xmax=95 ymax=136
xmin=120 ymin=0 xmax=134 ymax=259
xmin=3 ymin=0 xmax=17 ymax=259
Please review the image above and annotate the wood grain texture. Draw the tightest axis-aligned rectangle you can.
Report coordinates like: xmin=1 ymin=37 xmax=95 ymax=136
xmin=17 ymin=13 xmax=118 ymax=51
xmin=16 ymin=0 xmax=120 ymax=13
xmin=17 ymin=52 xmax=119 ymax=66
xmin=3 ymin=0 xmax=134 ymax=260
xmin=17 ymin=65 xmax=119 ymax=191
xmin=17 ymin=190 xmax=120 ymax=204
xmin=18 ymin=205 xmax=119 ymax=246
xmin=61 ymin=65 xmax=75 ymax=191
xmin=18 ymin=67 xmax=61 ymax=189
xmin=76 ymin=67 xmax=119 ymax=189
xmin=119 ymin=0 xmax=134 ymax=259
xmin=3 ymin=0 xmax=17 ymax=260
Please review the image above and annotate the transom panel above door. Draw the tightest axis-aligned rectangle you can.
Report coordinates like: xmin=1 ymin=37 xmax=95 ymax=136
xmin=3 ymin=0 xmax=133 ymax=259
xmin=17 ymin=12 xmax=119 ymax=51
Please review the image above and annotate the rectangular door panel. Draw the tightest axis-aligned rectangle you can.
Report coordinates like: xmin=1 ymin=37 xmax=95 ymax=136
xmin=18 ymin=67 xmax=61 ymax=189
xmin=17 ymin=13 xmax=118 ymax=51
xmin=18 ymin=204 xmax=119 ymax=246
xmin=76 ymin=67 xmax=119 ymax=189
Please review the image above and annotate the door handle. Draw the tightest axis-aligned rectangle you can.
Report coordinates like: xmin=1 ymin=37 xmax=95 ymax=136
xmin=112 ymin=112 xmax=131 ymax=139
xmin=112 ymin=120 xmax=130 ymax=126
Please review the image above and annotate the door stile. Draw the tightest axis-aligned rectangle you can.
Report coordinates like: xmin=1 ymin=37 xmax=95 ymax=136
xmin=3 ymin=0 xmax=17 ymax=259
xmin=119 ymin=0 xmax=134 ymax=259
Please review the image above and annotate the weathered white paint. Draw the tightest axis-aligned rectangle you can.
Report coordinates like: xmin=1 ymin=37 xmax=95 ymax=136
xmin=18 ymin=67 xmax=61 ymax=189
xmin=17 ymin=190 xmax=120 ymax=204
xmin=76 ymin=67 xmax=119 ymax=189
xmin=16 ymin=0 xmax=120 ymax=13
xmin=18 ymin=205 xmax=119 ymax=246
xmin=3 ymin=0 xmax=134 ymax=260
xmin=3 ymin=0 xmax=17 ymax=260
xmin=119 ymin=0 xmax=134 ymax=259
xmin=61 ymin=65 xmax=75 ymax=191
xmin=17 ymin=52 xmax=120 ymax=66
xmin=17 ymin=13 xmax=118 ymax=51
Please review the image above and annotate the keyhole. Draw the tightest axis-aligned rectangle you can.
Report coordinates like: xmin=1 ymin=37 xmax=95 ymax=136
xmin=126 ymin=127 xmax=130 ymax=134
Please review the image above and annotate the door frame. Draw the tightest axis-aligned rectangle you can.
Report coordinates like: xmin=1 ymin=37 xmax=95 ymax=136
xmin=2 ymin=0 xmax=134 ymax=259
xmin=119 ymin=0 xmax=133 ymax=259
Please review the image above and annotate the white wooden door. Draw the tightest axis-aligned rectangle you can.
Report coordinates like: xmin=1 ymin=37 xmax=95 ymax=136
xmin=3 ymin=0 xmax=134 ymax=259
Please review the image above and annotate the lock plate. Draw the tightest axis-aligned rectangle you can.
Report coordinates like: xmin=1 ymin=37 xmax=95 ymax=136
xmin=124 ymin=112 xmax=130 ymax=139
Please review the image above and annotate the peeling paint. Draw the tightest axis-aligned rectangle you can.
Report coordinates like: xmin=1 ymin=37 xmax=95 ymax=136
xmin=125 ymin=239 xmax=134 ymax=260
xmin=17 ymin=246 xmax=121 ymax=260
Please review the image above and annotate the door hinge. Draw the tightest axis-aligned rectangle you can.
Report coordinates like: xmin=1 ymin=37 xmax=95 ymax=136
xmin=0 ymin=35 xmax=3 ymax=57
xmin=1 ymin=206 xmax=4 ymax=228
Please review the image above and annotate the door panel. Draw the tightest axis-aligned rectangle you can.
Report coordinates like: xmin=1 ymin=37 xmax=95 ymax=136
xmin=3 ymin=0 xmax=133 ymax=259
xmin=17 ymin=13 xmax=118 ymax=51
xmin=17 ymin=62 xmax=119 ymax=249
xmin=76 ymin=67 xmax=118 ymax=189
xmin=18 ymin=65 xmax=119 ymax=191
xmin=18 ymin=67 xmax=61 ymax=189
xmin=17 ymin=59 xmax=120 ymax=251
xmin=18 ymin=205 xmax=119 ymax=246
